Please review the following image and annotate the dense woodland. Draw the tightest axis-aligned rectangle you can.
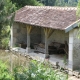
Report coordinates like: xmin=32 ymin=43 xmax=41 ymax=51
xmin=37 ymin=0 xmax=78 ymax=6
xmin=11 ymin=0 xmax=78 ymax=8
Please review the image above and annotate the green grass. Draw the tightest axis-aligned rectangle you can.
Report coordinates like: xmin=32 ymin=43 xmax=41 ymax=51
xmin=0 ymin=50 xmax=68 ymax=80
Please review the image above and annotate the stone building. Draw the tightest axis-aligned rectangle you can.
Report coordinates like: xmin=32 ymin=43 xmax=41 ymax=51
xmin=11 ymin=6 xmax=80 ymax=71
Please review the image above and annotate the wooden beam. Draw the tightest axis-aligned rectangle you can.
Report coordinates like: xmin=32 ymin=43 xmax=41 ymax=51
xmin=44 ymin=28 xmax=54 ymax=38
xmin=48 ymin=29 xmax=54 ymax=38
xmin=44 ymin=28 xmax=48 ymax=37
xmin=26 ymin=25 xmax=34 ymax=34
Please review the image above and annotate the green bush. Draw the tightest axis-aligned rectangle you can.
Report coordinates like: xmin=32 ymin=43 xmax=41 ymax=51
xmin=1 ymin=25 xmax=10 ymax=49
xmin=0 ymin=60 xmax=13 ymax=80
xmin=0 ymin=59 xmax=68 ymax=80
xmin=13 ymin=60 xmax=68 ymax=80
xmin=1 ymin=38 xmax=9 ymax=49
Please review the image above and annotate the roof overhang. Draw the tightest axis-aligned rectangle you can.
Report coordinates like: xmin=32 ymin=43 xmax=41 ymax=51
xmin=65 ymin=19 xmax=80 ymax=33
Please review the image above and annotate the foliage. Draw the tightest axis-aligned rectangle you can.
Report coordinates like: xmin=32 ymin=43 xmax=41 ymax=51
xmin=37 ymin=0 xmax=56 ymax=6
xmin=14 ymin=60 xmax=68 ymax=80
xmin=0 ymin=0 xmax=16 ymax=32
xmin=0 ymin=60 xmax=13 ymax=80
xmin=11 ymin=0 xmax=43 ymax=9
xmin=0 ymin=0 xmax=16 ymax=49
xmin=76 ymin=0 xmax=80 ymax=39
xmin=55 ymin=0 xmax=65 ymax=6
xmin=76 ymin=0 xmax=80 ymax=18
xmin=1 ymin=37 xmax=10 ymax=49
xmin=67 ymin=0 xmax=78 ymax=7
xmin=55 ymin=0 xmax=77 ymax=7
xmin=0 ymin=58 xmax=68 ymax=80
xmin=1 ymin=25 xmax=10 ymax=49
xmin=38 ymin=0 xmax=78 ymax=6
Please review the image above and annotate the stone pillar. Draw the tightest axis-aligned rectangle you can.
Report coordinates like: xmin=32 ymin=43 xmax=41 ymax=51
xmin=68 ymin=30 xmax=74 ymax=71
xmin=26 ymin=26 xmax=31 ymax=53
xmin=10 ymin=25 xmax=13 ymax=48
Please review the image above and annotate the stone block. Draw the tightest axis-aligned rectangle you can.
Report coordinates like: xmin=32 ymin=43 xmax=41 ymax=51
xmin=13 ymin=38 xmax=17 ymax=45
xmin=69 ymin=37 xmax=73 ymax=44
xmin=13 ymin=29 xmax=17 ymax=34
xmin=13 ymin=33 xmax=18 ymax=37
xmin=73 ymin=37 xmax=80 ymax=44
xmin=69 ymin=43 xmax=73 ymax=51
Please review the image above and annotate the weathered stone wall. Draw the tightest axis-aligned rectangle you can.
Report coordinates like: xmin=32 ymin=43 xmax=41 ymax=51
xmin=13 ymin=22 xmax=41 ymax=47
xmin=69 ymin=28 xmax=80 ymax=70
xmin=13 ymin=22 xmax=27 ymax=46
xmin=30 ymin=27 xmax=41 ymax=45
xmin=73 ymin=28 xmax=80 ymax=69
xmin=41 ymin=29 xmax=69 ymax=45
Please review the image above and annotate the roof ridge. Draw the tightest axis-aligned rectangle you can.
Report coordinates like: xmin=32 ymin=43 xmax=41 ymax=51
xmin=25 ymin=6 xmax=77 ymax=10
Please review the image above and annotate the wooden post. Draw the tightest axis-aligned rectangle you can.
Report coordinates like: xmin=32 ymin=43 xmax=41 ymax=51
xmin=44 ymin=28 xmax=49 ymax=59
xmin=26 ymin=25 xmax=32 ymax=53
xmin=44 ymin=28 xmax=54 ymax=59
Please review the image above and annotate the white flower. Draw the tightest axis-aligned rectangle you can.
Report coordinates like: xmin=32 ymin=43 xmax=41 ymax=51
xmin=31 ymin=73 xmax=36 ymax=78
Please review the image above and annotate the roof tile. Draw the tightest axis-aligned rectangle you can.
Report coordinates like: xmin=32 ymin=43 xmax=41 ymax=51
xmin=14 ymin=6 xmax=78 ymax=30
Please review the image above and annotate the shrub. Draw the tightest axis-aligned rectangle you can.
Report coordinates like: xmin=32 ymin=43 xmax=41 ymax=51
xmin=0 ymin=60 xmax=13 ymax=80
xmin=1 ymin=37 xmax=9 ymax=49
xmin=13 ymin=60 xmax=68 ymax=80
xmin=1 ymin=25 xmax=10 ymax=49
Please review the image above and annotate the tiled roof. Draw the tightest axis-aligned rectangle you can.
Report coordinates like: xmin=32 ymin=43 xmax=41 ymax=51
xmin=14 ymin=6 xmax=79 ymax=30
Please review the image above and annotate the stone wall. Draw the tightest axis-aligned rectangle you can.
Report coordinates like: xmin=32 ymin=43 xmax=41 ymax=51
xmin=69 ymin=28 xmax=80 ymax=70
xmin=73 ymin=28 xmax=80 ymax=70
xmin=30 ymin=27 xmax=41 ymax=46
xmin=13 ymin=22 xmax=41 ymax=47
xmin=13 ymin=22 xmax=27 ymax=46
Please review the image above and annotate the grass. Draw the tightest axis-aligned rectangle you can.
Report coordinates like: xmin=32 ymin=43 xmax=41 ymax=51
xmin=0 ymin=49 xmax=68 ymax=80
xmin=0 ymin=50 xmax=30 ymax=71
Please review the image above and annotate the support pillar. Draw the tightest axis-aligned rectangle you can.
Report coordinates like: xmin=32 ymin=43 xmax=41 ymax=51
xmin=26 ymin=25 xmax=33 ymax=53
xmin=45 ymin=34 xmax=49 ymax=58
xmin=10 ymin=25 xmax=13 ymax=48
xmin=68 ymin=30 xmax=74 ymax=71
xmin=44 ymin=28 xmax=49 ymax=59
xmin=44 ymin=28 xmax=54 ymax=59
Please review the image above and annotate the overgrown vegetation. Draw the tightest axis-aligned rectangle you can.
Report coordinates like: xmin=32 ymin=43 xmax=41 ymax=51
xmin=38 ymin=0 xmax=78 ymax=6
xmin=0 ymin=60 xmax=13 ymax=80
xmin=0 ymin=59 xmax=68 ymax=80
xmin=11 ymin=0 xmax=43 ymax=9
xmin=0 ymin=0 xmax=16 ymax=49
xmin=1 ymin=26 xmax=10 ymax=49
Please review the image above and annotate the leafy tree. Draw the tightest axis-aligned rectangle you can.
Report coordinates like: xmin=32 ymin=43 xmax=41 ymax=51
xmin=11 ymin=0 xmax=43 ymax=9
xmin=77 ymin=0 xmax=80 ymax=18
xmin=55 ymin=0 xmax=65 ymax=6
xmin=0 ymin=0 xmax=16 ymax=48
xmin=68 ymin=0 xmax=77 ymax=6
xmin=0 ymin=0 xmax=16 ymax=31
xmin=38 ymin=0 xmax=56 ymax=6
xmin=38 ymin=0 xmax=78 ymax=6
